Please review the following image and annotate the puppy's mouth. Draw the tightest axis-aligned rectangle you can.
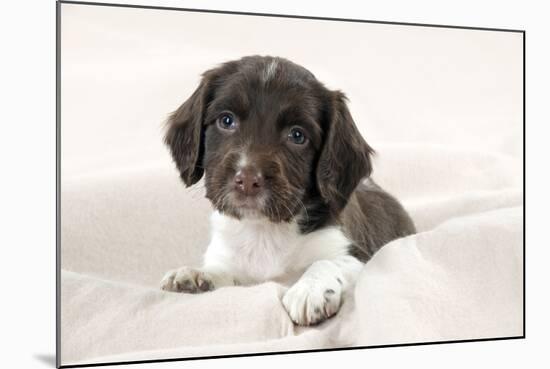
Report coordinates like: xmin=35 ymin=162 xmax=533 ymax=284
xmin=205 ymin=182 xmax=268 ymax=218
xmin=207 ymin=184 xmax=298 ymax=223
xmin=230 ymin=190 xmax=266 ymax=211
xmin=226 ymin=166 xmax=270 ymax=216
xmin=205 ymin=165 xmax=302 ymax=222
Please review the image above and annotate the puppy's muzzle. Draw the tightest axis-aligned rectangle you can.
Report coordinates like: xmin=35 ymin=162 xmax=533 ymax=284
xmin=234 ymin=166 xmax=264 ymax=197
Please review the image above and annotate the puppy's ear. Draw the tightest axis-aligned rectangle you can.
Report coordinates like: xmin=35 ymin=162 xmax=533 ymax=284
xmin=316 ymin=91 xmax=374 ymax=214
xmin=164 ymin=73 xmax=214 ymax=187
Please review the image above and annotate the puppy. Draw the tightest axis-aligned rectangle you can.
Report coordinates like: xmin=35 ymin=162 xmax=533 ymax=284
xmin=160 ymin=56 xmax=415 ymax=326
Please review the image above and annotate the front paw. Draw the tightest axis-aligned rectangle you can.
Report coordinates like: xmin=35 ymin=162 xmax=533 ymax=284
xmin=282 ymin=278 xmax=342 ymax=326
xmin=160 ymin=266 xmax=215 ymax=293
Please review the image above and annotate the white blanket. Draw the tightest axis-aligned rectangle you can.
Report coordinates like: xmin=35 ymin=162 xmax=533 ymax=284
xmin=60 ymin=146 xmax=523 ymax=365
xmin=60 ymin=4 xmax=523 ymax=366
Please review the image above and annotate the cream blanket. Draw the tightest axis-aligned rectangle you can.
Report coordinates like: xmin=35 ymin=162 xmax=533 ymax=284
xmin=60 ymin=145 xmax=523 ymax=365
xmin=60 ymin=4 xmax=523 ymax=366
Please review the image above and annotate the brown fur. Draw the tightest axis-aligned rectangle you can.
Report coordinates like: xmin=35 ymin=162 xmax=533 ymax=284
xmin=165 ymin=55 xmax=415 ymax=262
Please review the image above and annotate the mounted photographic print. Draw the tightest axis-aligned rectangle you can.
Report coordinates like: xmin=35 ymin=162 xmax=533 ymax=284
xmin=57 ymin=1 xmax=524 ymax=367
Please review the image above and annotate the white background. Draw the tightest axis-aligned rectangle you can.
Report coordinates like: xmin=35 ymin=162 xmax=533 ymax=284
xmin=60 ymin=4 xmax=523 ymax=179
xmin=0 ymin=0 xmax=547 ymax=368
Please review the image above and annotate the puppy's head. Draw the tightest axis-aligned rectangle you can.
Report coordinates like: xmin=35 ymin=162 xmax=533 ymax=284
xmin=165 ymin=56 xmax=373 ymax=225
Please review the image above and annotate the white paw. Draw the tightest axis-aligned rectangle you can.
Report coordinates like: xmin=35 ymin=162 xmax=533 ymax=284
xmin=160 ymin=266 xmax=215 ymax=293
xmin=282 ymin=277 xmax=343 ymax=326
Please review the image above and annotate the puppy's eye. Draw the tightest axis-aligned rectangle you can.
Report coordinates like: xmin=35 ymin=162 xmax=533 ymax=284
xmin=217 ymin=113 xmax=238 ymax=130
xmin=288 ymin=127 xmax=307 ymax=145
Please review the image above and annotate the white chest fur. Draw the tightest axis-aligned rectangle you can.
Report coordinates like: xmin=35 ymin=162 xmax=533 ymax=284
xmin=203 ymin=211 xmax=352 ymax=285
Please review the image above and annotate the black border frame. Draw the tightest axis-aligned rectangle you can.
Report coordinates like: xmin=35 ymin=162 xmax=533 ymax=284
xmin=56 ymin=1 xmax=526 ymax=367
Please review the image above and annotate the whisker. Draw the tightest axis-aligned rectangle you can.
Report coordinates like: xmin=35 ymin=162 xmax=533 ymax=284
xmin=277 ymin=194 xmax=296 ymax=222
xmin=290 ymin=193 xmax=310 ymax=224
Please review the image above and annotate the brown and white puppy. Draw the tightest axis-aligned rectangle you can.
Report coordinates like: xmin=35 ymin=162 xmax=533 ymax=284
xmin=160 ymin=55 xmax=415 ymax=326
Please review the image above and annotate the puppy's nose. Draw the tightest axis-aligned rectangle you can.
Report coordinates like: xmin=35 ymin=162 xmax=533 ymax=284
xmin=234 ymin=167 xmax=264 ymax=196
